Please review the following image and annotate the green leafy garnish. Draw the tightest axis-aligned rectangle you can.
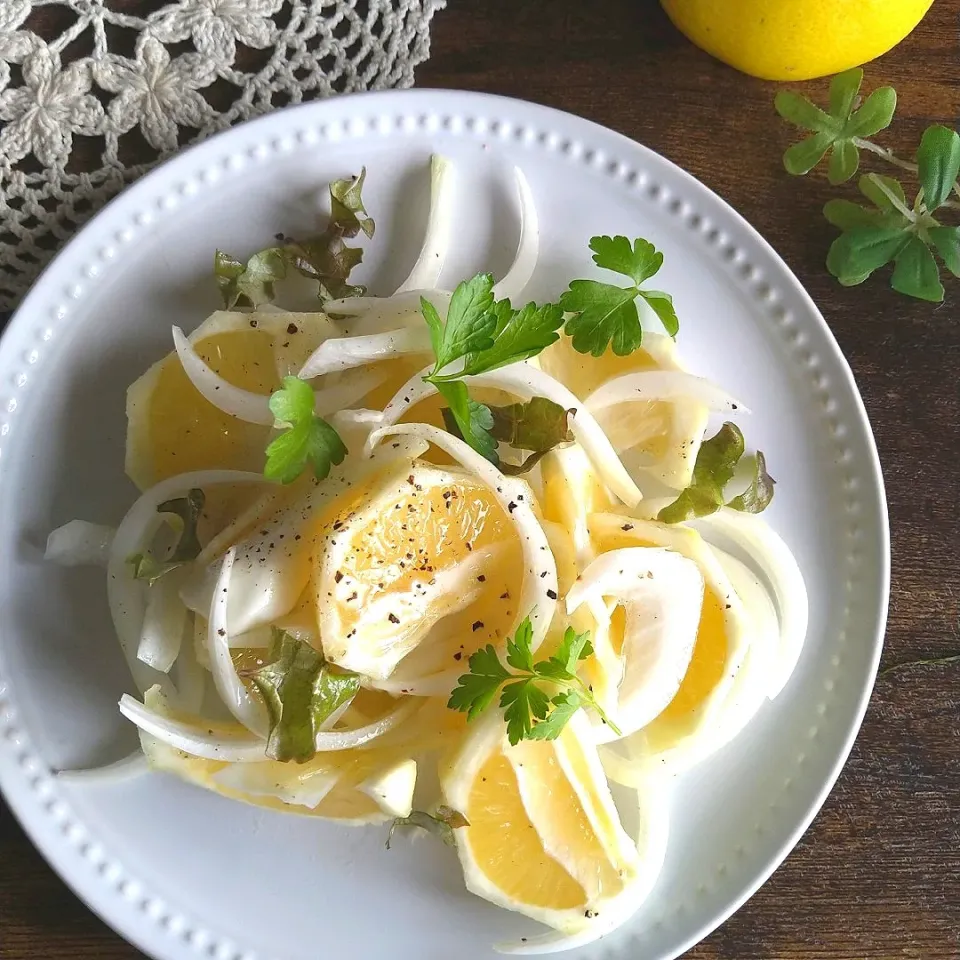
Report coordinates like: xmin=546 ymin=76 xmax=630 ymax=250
xmin=215 ymin=169 xmax=374 ymax=308
xmin=435 ymin=380 xmax=499 ymax=465
xmin=658 ymin=423 xmax=774 ymax=524
xmin=214 ymin=248 xmax=287 ymax=310
xmin=560 ymin=235 xmax=678 ymax=357
xmin=244 ymin=630 xmax=361 ymax=764
xmin=775 ymin=68 xmax=896 ymax=183
xmin=422 ymin=277 xmax=565 ymax=381
xmin=265 ymin=376 xmax=347 ymax=484
xmin=777 ymin=69 xmax=960 ymax=302
xmin=127 ymin=489 xmax=206 ymax=584
xmin=440 ymin=395 xmax=575 ymax=474
xmin=385 ymin=806 xmax=470 ymax=849
xmin=448 ymin=617 xmax=620 ymax=746
xmin=420 ymin=274 xmax=567 ymax=464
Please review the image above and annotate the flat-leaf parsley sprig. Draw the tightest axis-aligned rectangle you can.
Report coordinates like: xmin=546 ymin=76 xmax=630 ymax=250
xmin=265 ymin=376 xmax=347 ymax=484
xmin=560 ymin=235 xmax=679 ymax=357
xmin=448 ymin=615 xmax=620 ymax=745
xmin=420 ymin=274 xmax=567 ymax=466
xmin=777 ymin=67 xmax=960 ymax=302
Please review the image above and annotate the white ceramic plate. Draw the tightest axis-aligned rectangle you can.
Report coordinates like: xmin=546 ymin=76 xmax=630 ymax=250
xmin=0 ymin=90 xmax=889 ymax=960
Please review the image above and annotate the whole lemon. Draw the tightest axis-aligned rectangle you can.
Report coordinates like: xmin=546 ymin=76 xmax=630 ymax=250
xmin=661 ymin=0 xmax=934 ymax=81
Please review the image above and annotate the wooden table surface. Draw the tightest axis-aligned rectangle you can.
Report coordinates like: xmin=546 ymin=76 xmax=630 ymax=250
xmin=2 ymin=1 xmax=958 ymax=957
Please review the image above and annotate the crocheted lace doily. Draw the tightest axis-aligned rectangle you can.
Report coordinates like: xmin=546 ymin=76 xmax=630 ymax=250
xmin=0 ymin=0 xmax=446 ymax=311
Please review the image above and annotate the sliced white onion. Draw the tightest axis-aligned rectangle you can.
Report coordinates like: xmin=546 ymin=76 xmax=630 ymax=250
xmin=172 ymin=615 xmax=207 ymax=713
xmin=585 ymin=370 xmax=748 ymax=415
xmin=172 ymin=326 xmax=274 ymax=424
xmin=136 ymin=573 xmax=187 ymax=673
xmin=297 ymin=327 xmax=433 ymax=380
xmin=323 ymin=289 xmax=452 ymax=327
xmin=395 ymin=154 xmax=455 ymax=293
xmin=210 ymin=762 xmax=340 ymax=808
xmin=565 ymin=547 xmax=704 ymax=742
xmin=695 ymin=508 xmax=808 ymax=700
xmin=173 ymin=326 xmax=386 ymax=424
xmin=376 ymin=363 xmax=643 ymax=507
xmin=312 ymin=698 xmax=420 ymax=751
xmin=118 ymin=692 xmax=267 ymax=762
xmin=368 ymin=422 xmax=557 ymax=654
xmin=108 ymin=469 xmax=271 ymax=695
xmin=55 ymin=751 xmax=149 ymax=783
xmin=45 ymin=519 xmax=115 ymax=567
xmin=492 ymin=166 xmax=539 ymax=302
xmin=208 ymin=548 xmax=269 ymax=737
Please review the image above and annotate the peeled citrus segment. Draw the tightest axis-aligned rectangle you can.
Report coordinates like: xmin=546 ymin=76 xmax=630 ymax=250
xmin=540 ymin=446 xmax=613 ymax=567
xmin=316 ymin=465 xmax=525 ymax=681
xmin=126 ymin=310 xmax=338 ymax=490
xmin=441 ymin=710 xmax=645 ymax=935
xmin=539 ymin=332 xmax=709 ymax=489
xmin=566 ymin=547 xmax=705 ymax=743
xmin=588 ymin=513 xmax=751 ymax=772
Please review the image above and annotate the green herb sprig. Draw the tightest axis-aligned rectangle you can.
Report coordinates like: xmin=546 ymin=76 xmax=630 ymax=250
xmin=420 ymin=273 xmax=568 ymax=466
xmin=777 ymin=68 xmax=960 ymax=302
xmin=447 ymin=616 xmax=620 ymax=746
xmin=265 ymin=376 xmax=347 ymax=484
xmin=560 ymin=235 xmax=679 ymax=356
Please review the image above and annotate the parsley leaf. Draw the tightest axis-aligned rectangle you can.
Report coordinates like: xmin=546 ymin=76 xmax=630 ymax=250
xmin=265 ymin=376 xmax=347 ymax=484
xmin=447 ymin=619 xmax=619 ymax=745
xmin=386 ymin=806 xmax=470 ymax=849
xmin=436 ymin=381 xmax=499 ymax=465
xmin=447 ymin=643 xmax=511 ymax=721
xmin=127 ymin=489 xmax=206 ymax=584
xmin=425 ymin=274 xmax=497 ymax=375
xmin=214 ymin=169 xmax=374 ymax=308
xmin=561 ymin=235 xmax=678 ymax=357
xmin=243 ymin=630 xmax=361 ymax=764
xmin=659 ymin=423 xmax=775 ymax=524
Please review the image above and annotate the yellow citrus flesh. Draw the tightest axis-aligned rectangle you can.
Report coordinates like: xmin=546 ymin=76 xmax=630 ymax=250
xmin=661 ymin=0 xmax=933 ymax=81
xmin=127 ymin=329 xmax=276 ymax=488
xmin=317 ymin=467 xmax=526 ymax=680
xmin=466 ymin=751 xmax=587 ymax=910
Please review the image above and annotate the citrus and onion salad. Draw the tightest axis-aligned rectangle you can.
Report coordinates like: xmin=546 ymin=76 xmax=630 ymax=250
xmin=46 ymin=157 xmax=808 ymax=953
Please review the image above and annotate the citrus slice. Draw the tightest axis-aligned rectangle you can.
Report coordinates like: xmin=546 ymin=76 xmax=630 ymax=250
xmin=126 ymin=310 xmax=336 ymax=489
xmin=440 ymin=709 xmax=649 ymax=935
xmin=316 ymin=464 xmax=526 ymax=681
xmin=588 ymin=514 xmax=751 ymax=771
xmin=539 ymin=332 xmax=708 ymax=488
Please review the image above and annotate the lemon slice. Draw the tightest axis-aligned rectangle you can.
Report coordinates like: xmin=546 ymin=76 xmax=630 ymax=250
xmin=440 ymin=709 xmax=648 ymax=935
xmin=316 ymin=464 xmax=526 ymax=681
xmin=126 ymin=310 xmax=336 ymax=489
xmin=588 ymin=514 xmax=752 ymax=772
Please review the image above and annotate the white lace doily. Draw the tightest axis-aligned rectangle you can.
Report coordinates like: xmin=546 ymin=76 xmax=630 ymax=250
xmin=0 ymin=0 xmax=446 ymax=312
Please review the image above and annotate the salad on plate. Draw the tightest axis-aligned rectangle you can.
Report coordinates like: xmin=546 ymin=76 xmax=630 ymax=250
xmin=46 ymin=156 xmax=808 ymax=953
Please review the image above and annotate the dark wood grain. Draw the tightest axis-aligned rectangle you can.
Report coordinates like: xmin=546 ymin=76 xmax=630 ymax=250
xmin=2 ymin=1 xmax=958 ymax=957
